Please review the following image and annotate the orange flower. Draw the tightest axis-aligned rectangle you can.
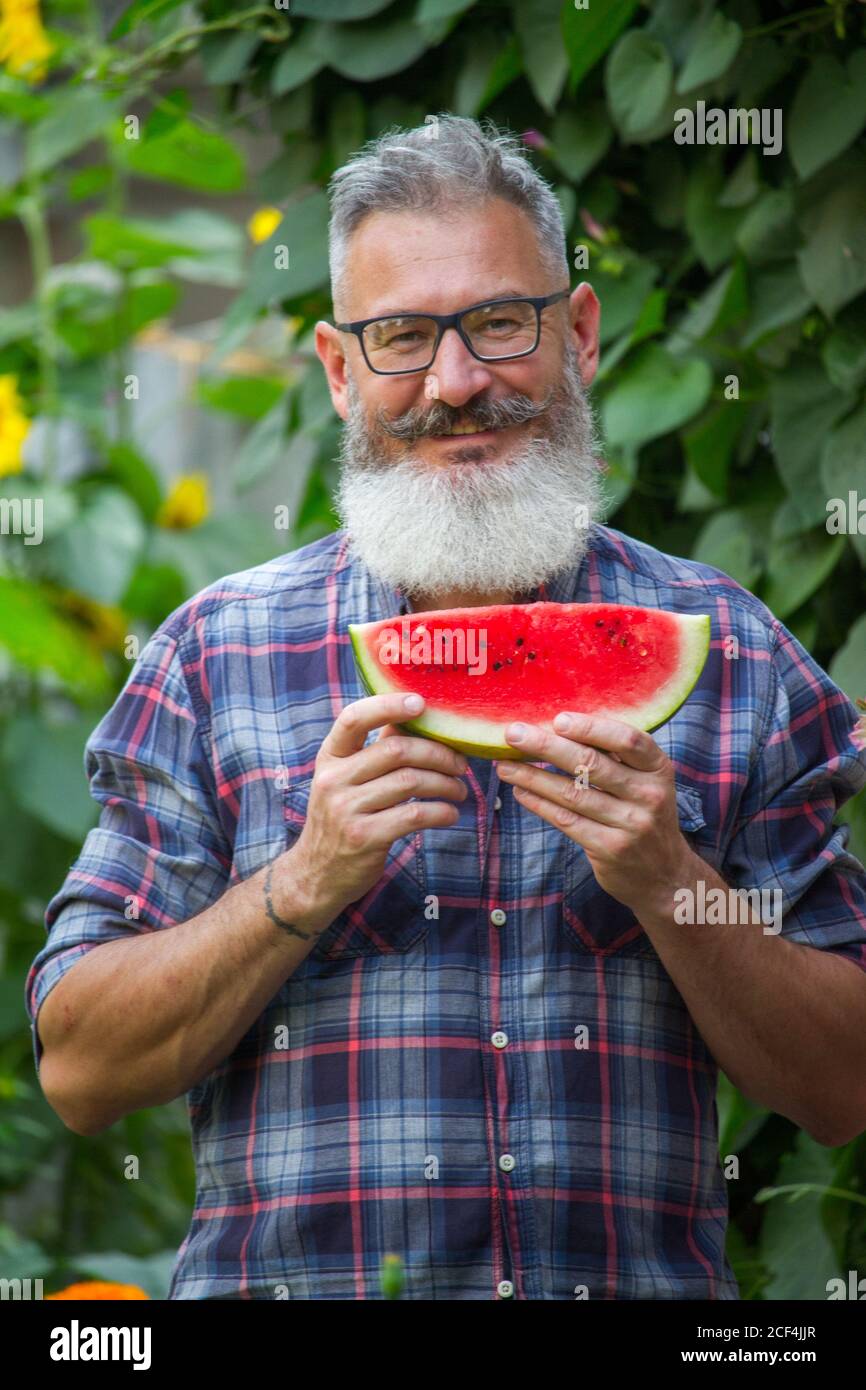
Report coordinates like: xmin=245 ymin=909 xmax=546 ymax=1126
xmin=46 ymin=1281 xmax=150 ymax=1300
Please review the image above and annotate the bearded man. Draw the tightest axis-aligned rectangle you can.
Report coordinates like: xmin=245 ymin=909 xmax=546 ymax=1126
xmin=27 ymin=116 xmax=866 ymax=1301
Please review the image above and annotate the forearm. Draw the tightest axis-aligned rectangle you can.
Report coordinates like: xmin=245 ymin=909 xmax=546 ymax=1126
xmin=642 ymin=849 xmax=866 ymax=1146
xmin=37 ymin=845 xmax=331 ymax=1134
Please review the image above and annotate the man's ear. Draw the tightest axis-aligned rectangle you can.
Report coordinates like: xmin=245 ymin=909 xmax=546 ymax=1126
xmin=314 ymin=321 xmax=350 ymax=422
xmin=569 ymin=283 xmax=601 ymax=386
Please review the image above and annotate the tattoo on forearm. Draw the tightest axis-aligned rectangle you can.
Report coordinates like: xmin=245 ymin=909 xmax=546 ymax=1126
xmin=263 ymin=859 xmax=317 ymax=940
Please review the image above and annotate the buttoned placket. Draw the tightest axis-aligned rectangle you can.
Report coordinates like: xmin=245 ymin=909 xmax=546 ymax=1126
xmin=367 ymin=572 xmax=558 ymax=1301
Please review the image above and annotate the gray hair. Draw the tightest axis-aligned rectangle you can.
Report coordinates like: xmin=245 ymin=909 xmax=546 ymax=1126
xmin=327 ymin=114 xmax=568 ymax=314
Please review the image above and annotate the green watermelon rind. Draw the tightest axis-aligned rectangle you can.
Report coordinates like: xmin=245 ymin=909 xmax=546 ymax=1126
xmin=349 ymin=609 xmax=711 ymax=761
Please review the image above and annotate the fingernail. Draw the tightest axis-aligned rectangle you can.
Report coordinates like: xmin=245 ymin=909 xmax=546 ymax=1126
xmin=506 ymin=722 xmax=527 ymax=743
xmin=554 ymin=713 xmax=572 ymax=733
xmin=403 ymin=694 xmax=424 ymax=713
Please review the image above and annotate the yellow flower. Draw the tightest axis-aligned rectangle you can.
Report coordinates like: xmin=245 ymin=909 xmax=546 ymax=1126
xmin=0 ymin=0 xmax=53 ymax=83
xmin=156 ymin=473 xmax=210 ymax=529
xmin=0 ymin=374 xmax=30 ymax=477
xmin=247 ymin=206 xmax=283 ymax=244
xmin=46 ymin=1281 xmax=149 ymax=1300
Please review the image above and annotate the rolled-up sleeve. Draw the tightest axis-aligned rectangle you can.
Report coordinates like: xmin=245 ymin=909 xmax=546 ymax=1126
xmin=721 ymin=617 xmax=866 ymax=967
xmin=25 ymin=628 xmax=231 ymax=1072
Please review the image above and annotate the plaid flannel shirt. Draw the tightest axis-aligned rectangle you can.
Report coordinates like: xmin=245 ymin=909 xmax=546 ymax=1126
xmin=25 ymin=523 xmax=866 ymax=1300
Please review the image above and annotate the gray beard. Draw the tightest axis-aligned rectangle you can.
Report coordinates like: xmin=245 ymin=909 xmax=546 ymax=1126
xmin=335 ymin=348 xmax=606 ymax=602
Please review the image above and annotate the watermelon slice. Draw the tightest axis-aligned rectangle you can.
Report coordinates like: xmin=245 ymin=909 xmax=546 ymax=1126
xmin=349 ymin=602 xmax=710 ymax=760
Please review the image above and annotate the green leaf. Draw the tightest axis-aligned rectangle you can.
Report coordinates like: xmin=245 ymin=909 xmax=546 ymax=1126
xmin=762 ymin=532 xmax=846 ymax=619
xmin=585 ymin=256 xmax=658 ymax=346
xmin=602 ymin=343 xmax=712 ymax=449
xmin=830 ymin=615 xmax=866 ymax=705
xmin=317 ymin=17 xmax=428 ymax=81
xmin=110 ymin=0 xmax=186 ymax=39
xmin=605 ymin=32 xmax=672 ymax=142
xmin=789 ymin=51 xmax=866 ymax=181
xmin=741 ymin=262 xmax=812 ymax=350
xmin=120 ymin=116 xmax=246 ymax=193
xmin=454 ymin=35 xmax=522 ymax=116
xmin=692 ymin=508 xmax=764 ymax=589
xmin=83 ymin=214 xmax=201 ymax=271
xmin=44 ymin=488 xmax=146 ymax=605
xmin=562 ymin=0 xmax=639 ymax=94
xmin=0 ymin=577 xmax=109 ymax=697
xmin=197 ymin=376 xmax=286 ymax=421
xmin=718 ymin=150 xmax=761 ymax=209
xmin=821 ymin=302 xmax=866 ymax=394
xmin=683 ymin=401 xmax=745 ymax=498
xmin=796 ymin=158 xmax=866 ymax=318
xmin=675 ymin=12 xmax=742 ymax=94
xmin=758 ymin=1133 xmax=841 ymax=1301
xmin=514 ymin=0 xmax=568 ymax=114
xmin=27 ymin=90 xmax=118 ymax=176
xmin=200 ymin=31 xmax=261 ymax=85
xmin=416 ymin=0 xmax=477 ymax=18
xmin=271 ymin=25 xmax=326 ymax=95
xmin=735 ymin=188 xmax=800 ymax=266
xmin=551 ymin=104 xmax=612 ymax=184
xmin=71 ymin=1250 xmax=179 ymax=1301
xmin=216 ymin=189 xmax=329 ymax=356
xmin=257 ymin=140 xmax=320 ymax=199
xmin=769 ymin=357 xmax=855 ymax=525
xmin=2 ymin=713 xmax=100 ymax=841
xmin=232 ymin=396 xmax=291 ymax=491
xmin=667 ymin=260 xmax=748 ymax=354
xmin=685 ymin=157 xmax=743 ymax=273
xmin=628 ymin=287 xmax=667 ymax=346
xmin=149 ymin=515 xmax=279 ymax=596
xmin=328 ymin=89 xmax=366 ymax=168
xmin=104 ymin=443 xmax=163 ymax=523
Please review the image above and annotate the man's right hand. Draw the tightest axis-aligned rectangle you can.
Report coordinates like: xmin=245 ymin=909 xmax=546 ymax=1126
xmin=288 ymin=693 xmax=468 ymax=927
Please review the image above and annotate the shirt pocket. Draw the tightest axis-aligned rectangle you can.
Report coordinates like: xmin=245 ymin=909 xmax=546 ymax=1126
xmin=282 ymin=776 xmax=430 ymax=960
xmin=560 ymin=781 xmax=708 ymax=958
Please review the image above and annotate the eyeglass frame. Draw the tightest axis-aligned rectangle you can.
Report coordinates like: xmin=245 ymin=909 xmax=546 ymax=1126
xmin=333 ymin=289 xmax=571 ymax=375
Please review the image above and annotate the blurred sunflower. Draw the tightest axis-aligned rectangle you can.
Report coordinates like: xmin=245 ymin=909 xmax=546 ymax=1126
xmin=854 ymin=698 xmax=866 ymax=752
xmin=46 ymin=1281 xmax=150 ymax=1300
xmin=247 ymin=206 xmax=283 ymax=244
xmin=156 ymin=472 xmax=210 ymax=529
xmin=58 ymin=591 xmax=128 ymax=654
xmin=0 ymin=0 xmax=53 ymax=82
xmin=0 ymin=374 xmax=30 ymax=476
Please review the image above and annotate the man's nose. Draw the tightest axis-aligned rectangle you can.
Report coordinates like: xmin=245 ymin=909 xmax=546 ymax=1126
xmin=424 ymin=326 xmax=496 ymax=407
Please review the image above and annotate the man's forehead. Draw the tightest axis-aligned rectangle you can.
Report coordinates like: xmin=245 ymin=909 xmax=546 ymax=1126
xmin=341 ymin=199 xmax=548 ymax=317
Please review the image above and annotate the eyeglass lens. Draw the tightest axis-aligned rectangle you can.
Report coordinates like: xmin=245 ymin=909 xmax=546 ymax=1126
xmin=361 ymin=299 xmax=539 ymax=371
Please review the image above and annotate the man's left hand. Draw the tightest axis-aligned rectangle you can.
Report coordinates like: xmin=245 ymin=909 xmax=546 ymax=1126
xmin=495 ymin=711 xmax=695 ymax=921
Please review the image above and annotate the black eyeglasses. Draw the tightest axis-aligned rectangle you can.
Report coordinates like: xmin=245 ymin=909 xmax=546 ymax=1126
xmin=334 ymin=289 xmax=570 ymax=375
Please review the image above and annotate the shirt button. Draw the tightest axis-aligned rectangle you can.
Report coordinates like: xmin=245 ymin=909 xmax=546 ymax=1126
xmin=491 ymin=1030 xmax=509 ymax=1049
xmin=499 ymin=1153 xmax=515 ymax=1173
xmin=490 ymin=908 xmax=507 ymax=927
xmin=493 ymin=795 xmax=502 ymax=811
xmin=497 ymin=1280 xmax=514 ymax=1298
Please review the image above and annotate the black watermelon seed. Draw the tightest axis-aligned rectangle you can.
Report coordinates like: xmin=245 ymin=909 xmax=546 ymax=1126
xmin=527 ymin=651 xmax=536 ymax=660
xmin=595 ymin=619 xmax=605 ymax=627
xmin=516 ymin=636 xmax=524 ymax=647
xmin=493 ymin=661 xmax=502 ymax=671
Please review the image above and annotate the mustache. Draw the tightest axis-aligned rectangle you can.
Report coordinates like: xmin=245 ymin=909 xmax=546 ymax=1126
xmin=374 ymin=388 xmax=555 ymax=440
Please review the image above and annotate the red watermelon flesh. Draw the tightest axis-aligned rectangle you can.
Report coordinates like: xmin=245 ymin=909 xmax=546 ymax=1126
xmin=349 ymin=601 xmax=711 ymax=760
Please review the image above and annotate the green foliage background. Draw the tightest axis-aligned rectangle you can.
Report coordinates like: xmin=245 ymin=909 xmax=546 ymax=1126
xmin=1 ymin=0 xmax=866 ymax=1299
